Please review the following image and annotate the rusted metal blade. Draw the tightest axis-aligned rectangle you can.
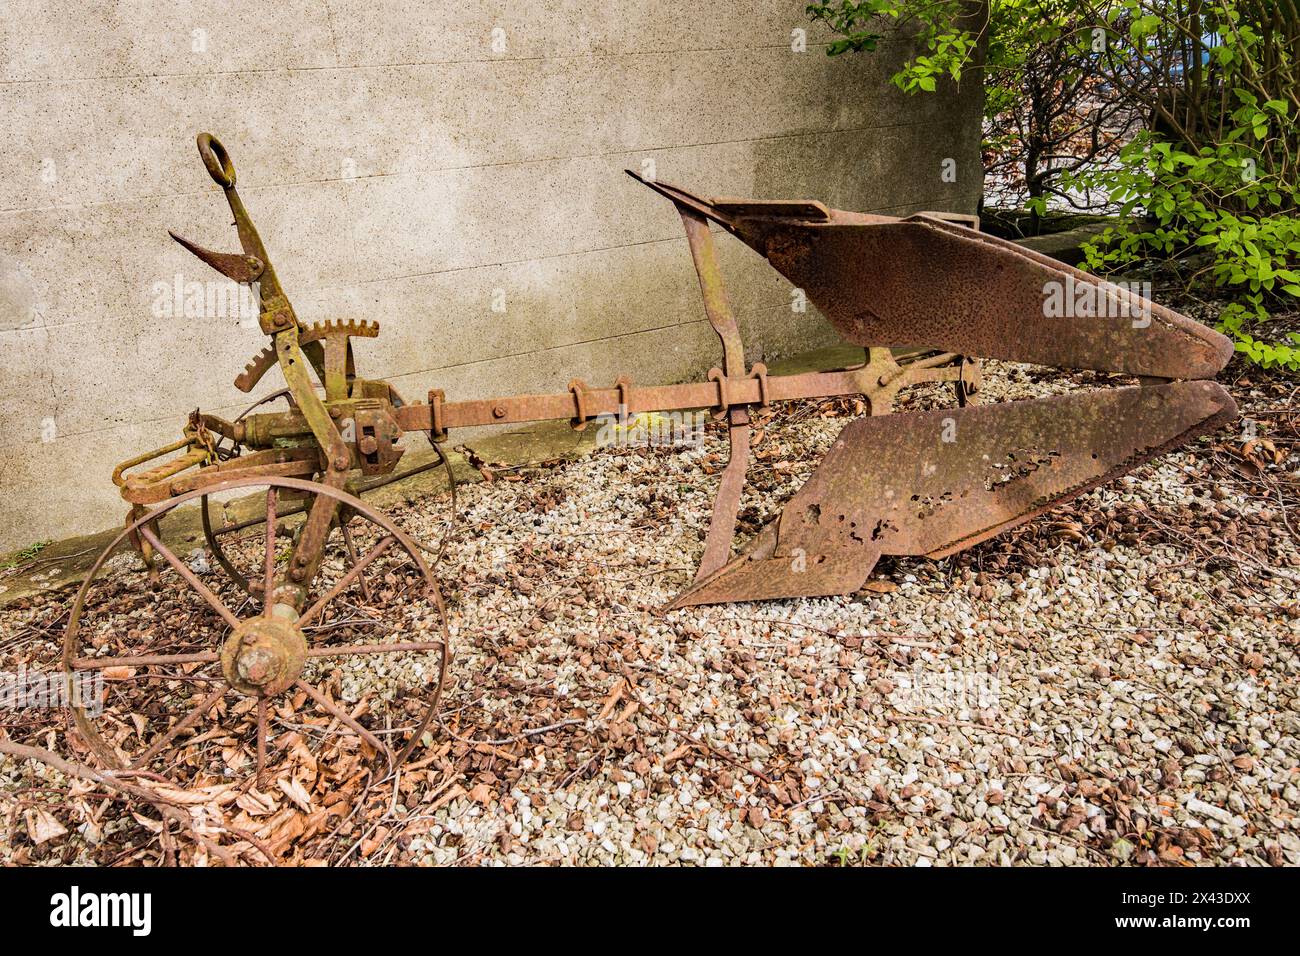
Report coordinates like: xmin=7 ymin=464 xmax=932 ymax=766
xmin=670 ymin=381 xmax=1237 ymax=608
xmin=626 ymin=175 xmax=1231 ymax=380
xmin=169 ymin=230 xmax=265 ymax=284
xmin=755 ymin=216 xmax=1231 ymax=380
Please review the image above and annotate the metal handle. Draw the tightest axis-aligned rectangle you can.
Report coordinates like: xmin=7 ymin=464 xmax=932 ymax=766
xmin=197 ymin=132 xmax=236 ymax=188
xmin=191 ymin=130 xmax=288 ymax=308
xmin=112 ymin=438 xmax=203 ymax=489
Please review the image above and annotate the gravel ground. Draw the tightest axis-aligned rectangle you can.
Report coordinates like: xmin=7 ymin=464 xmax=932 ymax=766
xmin=1 ymin=357 xmax=1298 ymax=866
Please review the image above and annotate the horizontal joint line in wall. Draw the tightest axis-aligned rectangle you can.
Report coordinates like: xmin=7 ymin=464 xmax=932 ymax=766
xmin=0 ymin=120 xmax=938 ymax=216
xmin=0 ymin=37 xmax=913 ymax=87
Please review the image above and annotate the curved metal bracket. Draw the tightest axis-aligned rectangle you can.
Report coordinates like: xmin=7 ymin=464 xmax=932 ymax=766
xmin=568 ymin=379 xmax=593 ymax=431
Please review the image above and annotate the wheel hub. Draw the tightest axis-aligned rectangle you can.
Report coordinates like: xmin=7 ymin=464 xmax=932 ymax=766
xmin=221 ymin=615 xmax=307 ymax=697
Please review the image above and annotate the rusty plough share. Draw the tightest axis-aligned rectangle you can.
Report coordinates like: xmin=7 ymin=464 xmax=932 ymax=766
xmin=64 ymin=134 xmax=1236 ymax=784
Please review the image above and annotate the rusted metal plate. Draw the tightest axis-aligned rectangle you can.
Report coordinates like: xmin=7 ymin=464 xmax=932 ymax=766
xmin=670 ymin=380 xmax=1237 ymax=608
xmin=758 ymin=217 xmax=1232 ymax=380
xmin=630 ymin=175 xmax=1232 ymax=381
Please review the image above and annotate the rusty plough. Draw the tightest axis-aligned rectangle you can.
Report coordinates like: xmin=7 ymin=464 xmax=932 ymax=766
xmin=63 ymin=134 xmax=1236 ymax=783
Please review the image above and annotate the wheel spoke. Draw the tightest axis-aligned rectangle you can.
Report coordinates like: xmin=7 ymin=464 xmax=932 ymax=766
xmin=262 ymin=488 xmax=278 ymax=613
xmin=129 ymin=684 xmax=228 ymax=769
xmin=340 ymin=520 xmax=372 ymax=602
xmin=70 ymin=650 xmax=220 ymax=670
xmin=138 ymin=524 xmax=239 ymax=629
xmin=294 ymin=680 xmax=391 ymax=760
xmin=298 ymin=535 xmax=396 ymax=627
xmin=256 ymin=695 xmax=269 ymax=786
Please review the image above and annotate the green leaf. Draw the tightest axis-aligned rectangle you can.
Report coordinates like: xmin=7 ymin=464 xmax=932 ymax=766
xmin=1129 ymin=14 xmax=1159 ymax=40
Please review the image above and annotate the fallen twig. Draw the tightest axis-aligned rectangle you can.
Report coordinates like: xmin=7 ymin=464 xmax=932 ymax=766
xmin=0 ymin=738 xmax=271 ymax=866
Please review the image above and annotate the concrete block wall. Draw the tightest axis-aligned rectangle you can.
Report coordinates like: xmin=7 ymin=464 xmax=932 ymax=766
xmin=0 ymin=1 xmax=983 ymax=550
